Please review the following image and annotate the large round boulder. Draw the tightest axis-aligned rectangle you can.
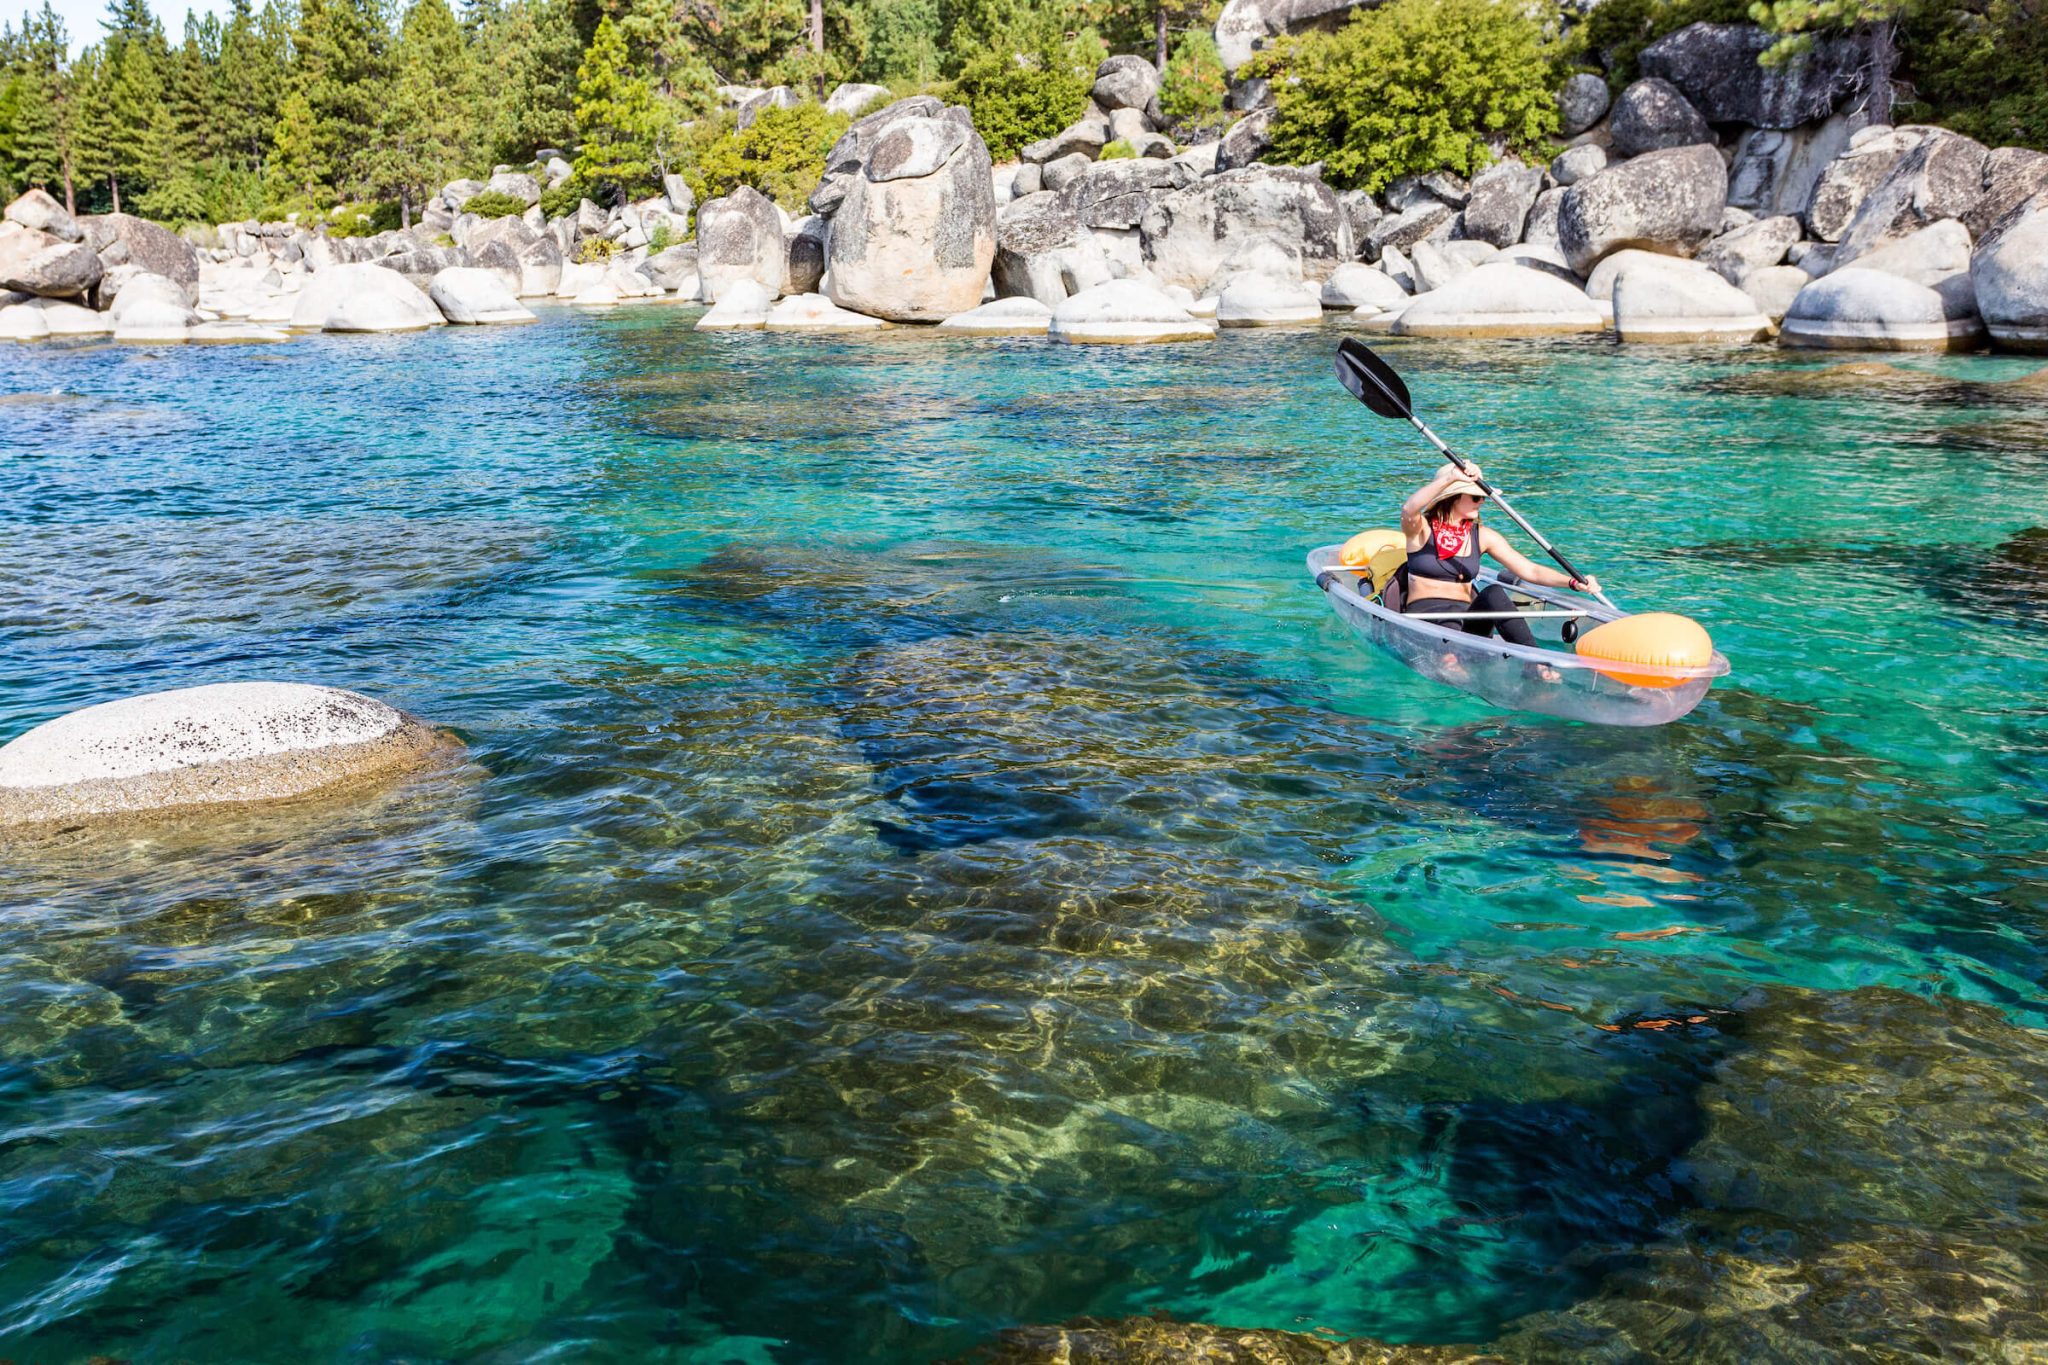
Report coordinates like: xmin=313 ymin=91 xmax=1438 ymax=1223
xmin=1139 ymin=166 xmax=1349 ymax=295
xmin=1805 ymin=126 xmax=1924 ymax=242
xmin=1392 ymin=262 xmax=1606 ymax=337
xmin=1639 ymin=21 xmax=1873 ymax=128
xmin=1608 ymin=78 xmax=1711 ymax=158
xmin=428 ymin=266 xmax=536 ymax=324
xmin=288 ymin=262 xmax=445 ymax=332
xmin=4 ymin=188 xmax=80 ymax=241
xmin=1557 ymin=73 xmax=1611 ymax=138
xmin=79 ymin=212 xmax=201 ymax=299
xmin=695 ymin=277 xmax=776 ymax=331
xmin=1613 ymin=265 xmax=1773 ymax=342
xmin=1216 ymin=273 xmax=1322 ymax=326
xmin=1048 ymin=279 xmax=1214 ymax=344
xmin=1092 ymin=55 xmax=1159 ymax=112
xmin=994 ymin=193 xmax=1110 ymax=307
xmin=1558 ymin=144 xmax=1729 ymax=275
xmin=764 ymin=293 xmax=888 ymax=331
xmin=0 ymin=683 xmax=447 ymax=826
xmin=1321 ymin=261 xmax=1410 ymax=310
xmin=1831 ymin=128 xmax=1989 ymax=268
xmin=697 ymin=185 xmax=789 ymax=301
xmin=827 ymin=112 xmax=997 ymax=322
xmin=0 ymin=221 xmax=103 ymax=298
xmin=937 ymin=296 xmax=1053 ymax=336
xmin=1456 ymin=158 xmax=1543 ymax=248
xmin=1779 ymin=267 xmax=1985 ymax=351
xmin=1971 ymin=205 xmax=2048 ymax=352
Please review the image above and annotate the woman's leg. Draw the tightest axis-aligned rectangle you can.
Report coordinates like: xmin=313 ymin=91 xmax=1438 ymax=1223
xmin=1462 ymin=584 xmax=1538 ymax=647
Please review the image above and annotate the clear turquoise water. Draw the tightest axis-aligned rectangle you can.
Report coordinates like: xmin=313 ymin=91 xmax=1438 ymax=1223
xmin=2 ymin=312 xmax=2047 ymax=1362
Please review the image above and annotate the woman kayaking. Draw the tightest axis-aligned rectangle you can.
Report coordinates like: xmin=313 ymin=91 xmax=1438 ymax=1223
xmin=1401 ymin=461 xmax=1600 ymax=645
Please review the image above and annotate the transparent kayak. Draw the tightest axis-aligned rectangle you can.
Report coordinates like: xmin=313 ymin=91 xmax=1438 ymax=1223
xmin=1308 ymin=544 xmax=1730 ymax=726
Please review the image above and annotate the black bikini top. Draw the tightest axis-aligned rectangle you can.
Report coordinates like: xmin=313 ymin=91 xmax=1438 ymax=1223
xmin=1407 ymin=516 xmax=1482 ymax=583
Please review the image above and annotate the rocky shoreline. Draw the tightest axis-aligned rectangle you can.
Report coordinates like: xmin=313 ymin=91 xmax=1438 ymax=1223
xmin=3 ymin=31 xmax=2046 ymax=354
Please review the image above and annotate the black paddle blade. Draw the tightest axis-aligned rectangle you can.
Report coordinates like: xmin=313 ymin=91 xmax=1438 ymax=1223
xmin=1335 ymin=337 xmax=1414 ymax=420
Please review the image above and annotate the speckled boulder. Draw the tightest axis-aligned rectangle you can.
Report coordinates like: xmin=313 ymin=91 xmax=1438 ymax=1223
xmin=1559 ymin=144 xmax=1729 ymax=275
xmin=1609 ymin=78 xmax=1711 ymax=158
xmin=826 ymin=112 xmax=997 ymax=322
xmin=697 ymin=185 xmax=789 ymax=301
xmin=0 ymin=683 xmax=448 ymax=826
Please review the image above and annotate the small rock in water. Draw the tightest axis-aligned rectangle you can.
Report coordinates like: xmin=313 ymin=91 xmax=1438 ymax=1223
xmin=0 ymin=682 xmax=450 ymax=827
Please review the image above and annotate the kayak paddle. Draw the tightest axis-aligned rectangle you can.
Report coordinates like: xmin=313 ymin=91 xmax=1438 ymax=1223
xmin=1334 ymin=337 xmax=1620 ymax=614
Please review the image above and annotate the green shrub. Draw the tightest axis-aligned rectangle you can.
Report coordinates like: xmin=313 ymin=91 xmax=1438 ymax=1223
xmin=539 ymin=178 xmax=586 ymax=220
xmin=948 ymin=42 xmax=1092 ymax=160
xmin=1160 ymin=27 xmax=1229 ymax=127
xmin=575 ymin=235 xmax=621 ymax=263
xmin=326 ymin=201 xmax=401 ymax=237
xmin=681 ymin=103 xmax=851 ymax=213
xmin=1248 ymin=0 xmax=1566 ymax=193
xmin=461 ymin=189 xmax=530 ymax=219
xmin=648 ymin=219 xmax=674 ymax=251
xmin=1896 ymin=0 xmax=2048 ymax=151
xmin=1575 ymin=0 xmax=1749 ymax=83
xmin=1098 ymin=138 xmax=1137 ymax=159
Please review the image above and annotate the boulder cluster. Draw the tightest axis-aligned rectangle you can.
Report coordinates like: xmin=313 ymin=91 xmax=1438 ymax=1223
xmin=4 ymin=37 xmax=2045 ymax=352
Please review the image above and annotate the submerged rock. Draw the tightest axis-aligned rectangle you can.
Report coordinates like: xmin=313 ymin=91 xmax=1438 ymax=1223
xmin=961 ymin=1317 xmax=1484 ymax=1362
xmin=0 ymin=682 xmax=449 ymax=826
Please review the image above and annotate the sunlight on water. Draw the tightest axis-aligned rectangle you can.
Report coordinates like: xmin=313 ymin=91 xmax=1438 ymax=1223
xmin=2 ymin=313 xmax=2046 ymax=1361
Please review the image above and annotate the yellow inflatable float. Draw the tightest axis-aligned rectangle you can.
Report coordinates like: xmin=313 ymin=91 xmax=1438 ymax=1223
xmin=1573 ymin=613 xmax=1717 ymax=688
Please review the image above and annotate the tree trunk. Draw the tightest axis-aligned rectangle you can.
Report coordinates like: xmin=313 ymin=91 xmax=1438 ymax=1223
xmin=109 ymin=174 xmax=121 ymax=215
xmin=1155 ymin=5 xmax=1168 ymax=70
xmin=809 ymin=0 xmax=823 ymax=54
xmin=1866 ymin=19 xmax=1896 ymax=126
xmin=400 ymin=187 xmax=412 ymax=230
xmin=62 ymin=164 xmax=75 ymax=216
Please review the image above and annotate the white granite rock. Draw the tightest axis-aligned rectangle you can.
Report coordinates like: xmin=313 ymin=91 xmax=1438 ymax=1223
xmin=0 ymin=682 xmax=446 ymax=825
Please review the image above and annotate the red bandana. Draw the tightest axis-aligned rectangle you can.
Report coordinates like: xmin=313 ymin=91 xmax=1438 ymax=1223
xmin=1432 ymin=519 xmax=1474 ymax=560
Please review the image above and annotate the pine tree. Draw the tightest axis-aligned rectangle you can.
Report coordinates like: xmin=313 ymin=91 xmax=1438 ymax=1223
xmin=268 ymin=84 xmax=325 ymax=204
xmin=13 ymin=4 xmax=75 ymax=208
xmin=472 ymin=0 xmax=581 ymax=164
xmin=571 ymin=14 xmax=659 ymax=201
xmin=375 ymin=0 xmax=472 ymax=223
xmin=104 ymin=25 xmax=168 ymax=212
xmin=289 ymin=0 xmax=393 ymax=201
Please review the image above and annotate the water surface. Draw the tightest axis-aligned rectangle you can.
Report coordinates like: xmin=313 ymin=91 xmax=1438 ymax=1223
xmin=3 ymin=313 xmax=2046 ymax=1361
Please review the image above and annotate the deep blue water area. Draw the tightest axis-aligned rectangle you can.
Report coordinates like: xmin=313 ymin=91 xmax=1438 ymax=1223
xmin=3 ymin=310 xmax=2046 ymax=1361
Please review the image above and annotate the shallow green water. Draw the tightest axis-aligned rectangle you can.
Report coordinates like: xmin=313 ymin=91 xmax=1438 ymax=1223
xmin=2 ymin=312 xmax=2046 ymax=1362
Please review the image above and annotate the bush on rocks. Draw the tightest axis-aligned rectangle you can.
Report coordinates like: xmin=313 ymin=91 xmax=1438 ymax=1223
xmin=1160 ymin=29 xmax=1230 ymax=132
xmin=949 ymin=37 xmax=1093 ymax=162
xmin=1247 ymin=0 xmax=1564 ymax=193
xmin=683 ymin=104 xmax=852 ymax=213
xmin=460 ymin=190 xmax=530 ymax=220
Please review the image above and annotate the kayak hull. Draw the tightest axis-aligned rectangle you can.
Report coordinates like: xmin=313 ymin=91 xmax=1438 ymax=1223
xmin=1308 ymin=546 xmax=1727 ymax=726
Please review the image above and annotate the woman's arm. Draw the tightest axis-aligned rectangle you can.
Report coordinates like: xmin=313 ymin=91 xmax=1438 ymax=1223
xmin=1479 ymin=528 xmax=1601 ymax=594
xmin=1401 ymin=462 xmax=1480 ymax=537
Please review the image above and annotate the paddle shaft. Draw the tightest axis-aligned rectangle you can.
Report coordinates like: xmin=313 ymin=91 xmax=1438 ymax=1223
xmin=1398 ymin=609 xmax=1592 ymax=621
xmin=1401 ymin=413 xmax=1622 ymax=614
